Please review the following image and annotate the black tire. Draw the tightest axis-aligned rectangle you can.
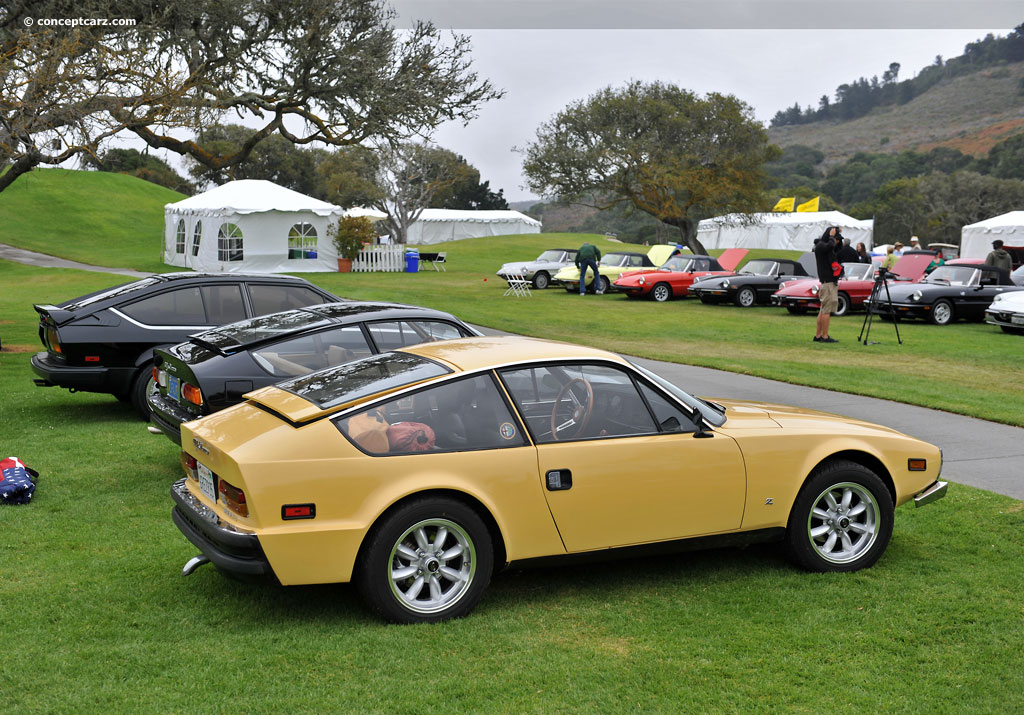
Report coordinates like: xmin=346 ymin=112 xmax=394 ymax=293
xmin=735 ymin=287 xmax=756 ymax=308
xmin=785 ymin=460 xmax=894 ymax=573
xmin=532 ymin=271 xmax=550 ymax=290
xmin=130 ymin=362 xmax=156 ymax=420
xmin=355 ymin=497 xmax=494 ymax=623
xmin=699 ymin=296 xmax=714 ymax=304
xmin=565 ymin=285 xmax=576 ymax=294
xmin=1001 ymin=325 xmax=1024 ymax=335
xmin=786 ymin=305 xmax=808 ymax=315
xmin=835 ymin=292 xmax=851 ymax=317
xmin=651 ymin=283 xmax=672 ymax=302
xmin=930 ymin=299 xmax=955 ymax=326
xmin=593 ymin=276 xmax=610 ymax=294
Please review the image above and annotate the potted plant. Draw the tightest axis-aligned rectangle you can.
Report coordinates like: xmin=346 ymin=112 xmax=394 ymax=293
xmin=330 ymin=216 xmax=377 ymax=272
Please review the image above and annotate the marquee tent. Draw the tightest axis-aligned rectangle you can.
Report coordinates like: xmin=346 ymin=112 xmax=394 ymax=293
xmin=961 ymin=211 xmax=1024 ymax=259
xmin=696 ymin=211 xmax=873 ymax=252
xmin=163 ymin=180 xmax=344 ymax=273
xmin=404 ymin=209 xmax=541 ymax=245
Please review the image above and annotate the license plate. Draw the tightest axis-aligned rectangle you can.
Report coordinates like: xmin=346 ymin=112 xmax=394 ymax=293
xmin=168 ymin=375 xmax=181 ymax=402
xmin=198 ymin=462 xmax=216 ymax=503
xmin=1012 ymin=315 xmax=1024 ymax=325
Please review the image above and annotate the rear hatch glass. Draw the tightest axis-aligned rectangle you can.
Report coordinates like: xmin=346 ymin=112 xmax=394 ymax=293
xmin=193 ymin=309 xmax=330 ymax=352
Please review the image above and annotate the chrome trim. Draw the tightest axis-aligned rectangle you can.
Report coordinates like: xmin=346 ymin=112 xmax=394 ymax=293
xmin=913 ymin=480 xmax=948 ymax=508
xmin=171 ymin=478 xmax=248 ymax=534
xmin=109 ymin=307 xmax=210 ymax=331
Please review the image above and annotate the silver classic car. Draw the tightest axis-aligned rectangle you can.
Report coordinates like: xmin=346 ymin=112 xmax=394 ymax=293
xmin=496 ymin=248 xmax=578 ymax=290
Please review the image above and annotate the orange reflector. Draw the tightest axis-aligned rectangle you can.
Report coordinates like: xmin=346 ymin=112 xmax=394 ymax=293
xmin=218 ymin=479 xmax=248 ymax=517
xmin=182 ymin=383 xmax=203 ymax=406
xmin=908 ymin=459 xmax=927 ymax=471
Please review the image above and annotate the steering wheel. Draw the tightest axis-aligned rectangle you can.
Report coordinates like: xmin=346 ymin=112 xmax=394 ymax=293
xmin=550 ymin=378 xmax=594 ymax=441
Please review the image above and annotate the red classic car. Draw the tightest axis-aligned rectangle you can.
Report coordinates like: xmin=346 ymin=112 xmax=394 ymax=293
xmin=613 ymin=249 xmax=747 ymax=301
xmin=772 ymin=252 xmax=935 ymax=316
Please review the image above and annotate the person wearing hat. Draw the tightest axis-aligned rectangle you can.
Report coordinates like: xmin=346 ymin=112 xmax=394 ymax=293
xmin=893 ymin=241 xmax=905 ymax=257
xmin=985 ymin=239 xmax=1012 ymax=272
xmin=909 ymin=236 xmax=924 ymax=251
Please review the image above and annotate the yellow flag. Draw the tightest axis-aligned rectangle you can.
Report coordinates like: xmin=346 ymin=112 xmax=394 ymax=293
xmin=796 ymin=196 xmax=820 ymax=212
xmin=772 ymin=197 xmax=795 ymax=212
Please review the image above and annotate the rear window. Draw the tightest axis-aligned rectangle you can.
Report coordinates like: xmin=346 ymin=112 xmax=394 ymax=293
xmin=248 ymin=284 xmax=327 ymax=314
xmin=366 ymin=320 xmax=468 ymax=351
xmin=63 ymin=277 xmax=162 ymax=310
xmin=120 ymin=287 xmax=206 ymax=326
xmin=194 ymin=309 xmax=330 ymax=351
xmin=277 ymin=352 xmax=451 ymax=409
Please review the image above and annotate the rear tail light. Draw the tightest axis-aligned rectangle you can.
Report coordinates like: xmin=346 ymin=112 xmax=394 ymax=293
xmin=46 ymin=326 xmax=62 ymax=354
xmin=218 ymin=479 xmax=248 ymax=517
xmin=180 ymin=451 xmax=198 ymax=480
xmin=182 ymin=383 xmax=203 ymax=406
xmin=154 ymin=367 xmax=167 ymax=387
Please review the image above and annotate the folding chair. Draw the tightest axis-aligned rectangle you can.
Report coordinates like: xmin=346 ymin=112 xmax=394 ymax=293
xmin=431 ymin=252 xmax=447 ymax=272
xmin=503 ymin=272 xmax=532 ymax=297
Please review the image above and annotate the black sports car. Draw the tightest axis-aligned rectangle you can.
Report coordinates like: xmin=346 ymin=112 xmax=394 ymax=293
xmin=148 ymin=302 xmax=479 ymax=444
xmin=690 ymin=259 xmax=811 ymax=307
xmin=868 ymin=262 xmax=1024 ymax=325
xmin=31 ymin=273 xmax=338 ymax=417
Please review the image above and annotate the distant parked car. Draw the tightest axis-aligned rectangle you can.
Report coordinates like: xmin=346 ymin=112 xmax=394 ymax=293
xmin=496 ymin=249 xmax=577 ymax=290
xmin=869 ymin=263 xmax=1024 ymax=325
xmin=612 ymin=250 xmax=748 ymax=301
xmin=553 ymin=245 xmax=682 ymax=294
xmin=149 ymin=302 xmax=479 ymax=444
xmin=690 ymin=258 xmax=811 ymax=307
xmin=984 ymin=291 xmax=1024 ymax=334
xmin=31 ymin=273 xmax=339 ymax=417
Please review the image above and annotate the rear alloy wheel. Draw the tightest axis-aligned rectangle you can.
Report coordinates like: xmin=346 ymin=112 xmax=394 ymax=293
xmin=130 ymin=362 xmax=157 ymax=420
xmin=930 ymin=299 xmax=954 ymax=325
xmin=532 ymin=272 xmax=550 ymax=290
xmin=735 ymin=287 xmax=756 ymax=307
xmin=356 ymin=497 xmax=493 ymax=623
xmin=651 ymin=283 xmax=672 ymax=302
xmin=786 ymin=305 xmax=808 ymax=315
xmin=786 ymin=460 xmax=894 ymax=572
xmin=834 ymin=292 xmax=851 ymax=317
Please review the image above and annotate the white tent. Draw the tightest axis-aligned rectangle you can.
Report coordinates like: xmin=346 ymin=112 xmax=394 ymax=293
xmin=405 ymin=209 xmax=541 ymax=245
xmin=961 ymin=211 xmax=1024 ymax=259
xmin=696 ymin=211 xmax=873 ymax=252
xmin=164 ymin=180 xmax=344 ymax=273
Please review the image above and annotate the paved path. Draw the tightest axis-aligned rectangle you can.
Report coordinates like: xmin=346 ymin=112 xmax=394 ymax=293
xmin=0 ymin=243 xmax=152 ymax=279
xmin=1 ymin=245 xmax=1018 ymax=500
xmin=475 ymin=325 xmax=1024 ymax=500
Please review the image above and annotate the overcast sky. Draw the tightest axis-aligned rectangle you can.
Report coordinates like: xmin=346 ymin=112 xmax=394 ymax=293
xmin=431 ymin=28 xmax=1013 ymax=202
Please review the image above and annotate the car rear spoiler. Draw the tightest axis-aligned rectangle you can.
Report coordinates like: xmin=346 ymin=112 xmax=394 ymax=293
xmin=33 ymin=304 xmax=76 ymax=326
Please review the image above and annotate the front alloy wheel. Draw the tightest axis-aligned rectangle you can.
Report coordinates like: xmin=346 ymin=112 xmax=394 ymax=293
xmin=651 ymin=283 xmax=672 ymax=302
xmin=930 ymin=299 xmax=954 ymax=326
xmin=835 ymin=292 xmax=851 ymax=317
xmin=786 ymin=460 xmax=893 ymax=572
xmin=356 ymin=498 xmax=493 ymax=623
xmin=735 ymin=287 xmax=756 ymax=307
xmin=533 ymin=271 xmax=550 ymax=290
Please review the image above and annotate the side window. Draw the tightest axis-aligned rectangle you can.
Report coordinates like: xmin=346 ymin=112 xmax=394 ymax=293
xmin=500 ymin=363 xmax=657 ymax=444
xmin=252 ymin=325 xmax=372 ymax=378
xmin=248 ymin=284 xmax=327 ymax=315
xmin=217 ymin=223 xmax=243 ymax=262
xmin=366 ymin=320 xmax=466 ymax=351
xmin=175 ymin=219 xmax=186 ymax=254
xmin=638 ymin=383 xmax=695 ymax=433
xmin=694 ymin=259 xmax=709 ymax=271
xmin=336 ymin=374 xmax=527 ymax=455
xmin=200 ymin=285 xmax=246 ymax=325
xmin=121 ymin=287 xmax=206 ymax=326
xmin=629 ymin=255 xmax=644 ymax=267
xmin=191 ymin=221 xmax=202 ymax=257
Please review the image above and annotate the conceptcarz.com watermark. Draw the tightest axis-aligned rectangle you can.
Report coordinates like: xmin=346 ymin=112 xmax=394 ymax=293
xmin=23 ymin=17 xmax=138 ymax=28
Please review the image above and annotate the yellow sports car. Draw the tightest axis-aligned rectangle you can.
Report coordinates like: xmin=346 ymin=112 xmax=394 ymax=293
xmin=172 ymin=336 xmax=947 ymax=623
xmin=553 ymin=244 xmax=681 ymax=294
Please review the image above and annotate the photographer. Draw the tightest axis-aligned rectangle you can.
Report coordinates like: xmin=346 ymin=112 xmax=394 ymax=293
xmin=813 ymin=227 xmax=843 ymax=344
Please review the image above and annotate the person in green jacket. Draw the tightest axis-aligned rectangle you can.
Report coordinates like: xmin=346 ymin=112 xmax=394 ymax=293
xmin=575 ymin=242 xmax=602 ymax=295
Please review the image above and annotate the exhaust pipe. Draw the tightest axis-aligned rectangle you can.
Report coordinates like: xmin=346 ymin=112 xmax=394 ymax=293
xmin=182 ymin=554 xmax=210 ymax=576
xmin=147 ymin=425 xmax=162 ymax=435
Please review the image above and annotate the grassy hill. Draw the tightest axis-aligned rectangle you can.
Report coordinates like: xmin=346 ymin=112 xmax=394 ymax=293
xmin=0 ymin=168 xmax=186 ymax=274
xmin=768 ymin=62 xmax=1024 ymax=166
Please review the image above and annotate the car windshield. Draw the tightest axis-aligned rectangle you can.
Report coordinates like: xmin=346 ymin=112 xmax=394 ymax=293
xmin=662 ymin=256 xmax=690 ymax=272
xmin=194 ymin=309 xmax=330 ymax=350
xmin=924 ymin=266 xmax=979 ymax=286
xmin=842 ymin=263 xmax=874 ymax=280
xmin=740 ymin=260 xmax=777 ymax=276
xmin=536 ymin=250 xmax=564 ymax=262
xmin=629 ymin=362 xmax=727 ymax=427
xmin=61 ymin=277 xmax=162 ymax=310
xmin=278 ymin=352 xmax=452 ymax=409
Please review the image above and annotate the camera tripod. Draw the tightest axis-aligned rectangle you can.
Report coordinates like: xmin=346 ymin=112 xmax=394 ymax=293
xmin=858 ymin=271 xmax=903 ymax=345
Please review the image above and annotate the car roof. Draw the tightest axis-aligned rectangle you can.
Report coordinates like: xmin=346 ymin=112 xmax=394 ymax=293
xmin=307 ymin=301 xmax=452 ymax=321
xmin=155 ymin=272 xmax=316 ymax=283
xmin=399 ymin=335 xmax=628 ymax=373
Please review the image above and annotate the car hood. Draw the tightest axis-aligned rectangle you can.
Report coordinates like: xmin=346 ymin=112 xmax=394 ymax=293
xmin=774 ymin=278 xmax=820 ymax=296
xmin=713 ymin=398 xmax=903 ymax=436
xmin=885 ymin=281 xmax=971 ymax=300
xmin=497 ymin=260 xmax=559 ymax=273
xmin=987 ymin=291 xmax=1024 ymax=309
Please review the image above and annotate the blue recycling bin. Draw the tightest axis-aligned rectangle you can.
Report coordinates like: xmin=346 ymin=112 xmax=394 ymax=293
xmin=405 ymin=250 xmax=419 ymax=273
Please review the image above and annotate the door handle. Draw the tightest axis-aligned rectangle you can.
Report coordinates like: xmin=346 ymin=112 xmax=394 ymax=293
xmin=546 ymin=469 xmax=572 ymax=491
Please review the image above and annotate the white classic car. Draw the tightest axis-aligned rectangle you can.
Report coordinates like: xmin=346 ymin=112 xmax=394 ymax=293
xmin=985 ymin=290 xmax=1024 ymax=334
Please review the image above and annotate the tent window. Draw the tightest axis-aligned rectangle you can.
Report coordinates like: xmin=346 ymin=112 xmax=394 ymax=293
xmin=191 ymin=221 xmax=202 ymax=257
xmin=217 ymin=223 xmax=244 ymax=262
xmin=175 ymin=219 xmax=186 ymax=254
xmin=288 ymin=222 xmax=318 ymax=259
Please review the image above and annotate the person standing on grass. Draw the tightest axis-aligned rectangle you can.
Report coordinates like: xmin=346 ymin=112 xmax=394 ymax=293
xmin=856 ymin=242 xmax=872 ymax=264
xmin=814 ymin=227 xmax=843 ymax=344
xmin=881 ymin=245 xmax=898 ymax=271
xmin=575 ymin=242 xmax=601 ymax=295
xmin=837 ymin=237 xmax=859 ymax=264
xmin=985 ymin=240 xmax=1012 ymax=272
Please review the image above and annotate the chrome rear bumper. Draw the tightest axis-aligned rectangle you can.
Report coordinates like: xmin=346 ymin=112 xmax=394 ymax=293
xmin=913 ymin=480 xmax=948 ymax=508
